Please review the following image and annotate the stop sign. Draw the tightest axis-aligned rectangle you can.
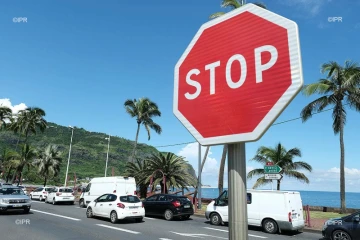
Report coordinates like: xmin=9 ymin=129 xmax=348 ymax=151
xmin=173 ymin=4 xmax=303 ymax=146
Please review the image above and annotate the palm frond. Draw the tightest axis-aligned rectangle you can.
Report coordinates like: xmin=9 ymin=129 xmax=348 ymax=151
xmin=252 ymin=176 xmax=272 ymax=189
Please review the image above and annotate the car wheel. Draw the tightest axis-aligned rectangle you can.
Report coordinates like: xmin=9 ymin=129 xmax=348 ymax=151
xmin=86 ymin=207 xmax=93 ymax=218
xmin=210 ymin=213 xmax=222 ymax=226
xmin=332 ymin=230 xmax=351 ymax=240
xmin=23 ymin=208 xmax=30 ymax=214
xmin=135 ymin=218 xmax=143 ymax=223
xmin=110 ymin=211 xmax=118 ymax=224
xmin=262 ymin=219 xmax=278 ymax=234
xmin=52 ymin=198 xmax=56 ymax=205
xmin=79 ymin=199 xmax=85 ymax=208
xmin=164 ymin=209 xmax=174 ymax=221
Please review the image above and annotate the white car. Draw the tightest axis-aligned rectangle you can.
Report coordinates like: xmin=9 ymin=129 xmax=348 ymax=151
xmin=18 ymin=186 xmax=28 ymax=195
xmin=30 ymin=186 xmax=53 ymax=201
xmin=46 ymin=187 xmax=75 ymax=205
xmin=86 ymin=194 xmax=144 ymax=224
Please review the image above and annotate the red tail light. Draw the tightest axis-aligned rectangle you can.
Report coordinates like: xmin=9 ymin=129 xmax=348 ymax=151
xmin=172 ymin=201 xmax=181 ymax=208
xmin=43 ymin=192 xmax=47 ymax=194
xmin=71 ymin=192 xmax=74 ymax=196
xmin=117 ymin=203 xmax=125 ymax=209
xmin=142 ymin=202 xmax=144 ymax=208
xmin=113 ymin=190 xmax=116 ymax=193
xmin=288 ymin=212 xmax=292 ymax=222
xmin=134 ymin=191 xmax=137 ymax=195
xmin=56 ymin=192 xmax=62 ymax=196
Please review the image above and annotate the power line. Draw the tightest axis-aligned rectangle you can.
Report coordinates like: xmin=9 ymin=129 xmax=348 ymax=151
xmin=154 ymin=104 xmax=345 ymax=148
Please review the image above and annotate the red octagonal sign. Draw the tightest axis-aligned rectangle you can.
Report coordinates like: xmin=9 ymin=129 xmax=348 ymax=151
xmin=173 ymin=4 xmax=303 ymax=146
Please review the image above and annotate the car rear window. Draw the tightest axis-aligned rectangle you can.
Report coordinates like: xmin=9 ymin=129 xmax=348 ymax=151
xmin=177 ymin=197 xmax=191 ymax=204
xmin=120 ymin=196 xmax=140 ymax=203
xmin=59 ymin=188 xmax=73 ymax=193
xmin=45 ymin=188 xmax=52 ymax=191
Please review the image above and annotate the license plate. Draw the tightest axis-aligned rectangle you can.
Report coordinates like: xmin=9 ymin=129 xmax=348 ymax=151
xmin=184 ymin=205 xmax=190 ymax=208
xmin=12 ymin=205 xmax=22 ymax=207
xmin=132 ymin=212 xmax=138 ymax=214
xmin=63 ymin=198 xmax=69 ymax=199
xmin=129 ymin=206 xmax=138 ymax=209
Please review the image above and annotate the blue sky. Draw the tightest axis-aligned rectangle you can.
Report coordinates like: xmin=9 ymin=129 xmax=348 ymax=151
xmin=1 ymin=0 xmax=360 ymax=192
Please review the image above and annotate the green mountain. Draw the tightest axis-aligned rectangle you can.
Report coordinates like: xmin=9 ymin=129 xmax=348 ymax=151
xmin=0 ymin=123 xmax=196 ymax=185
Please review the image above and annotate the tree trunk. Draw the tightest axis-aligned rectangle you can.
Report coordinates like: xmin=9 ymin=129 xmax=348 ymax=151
xmin=194 ymin=146 xmax=210 ymax=199
xmin=11 ymin=169 xmax=18 ymax=184
xmin=130 ymin=123 xmax=141 ymax=163
xmin=5 ymin=167 xmax=13 ymax=183
xmin=140 ymin=184 xmax=147 ymax=199
xmin=160 ymin=180 xmax=167 ymax=194
xmin=339 ymin=117 xmax=346 ymax=213
xmin=218 ymin=145 xmax=228 ymax=195
xmin=15 ymin=135 xmax=21 ymax=151
xmin=277 ymin=180 xmax=280 ymax=190
xmin=44 ymin=177 xmax=47 ymax=187
xmin=17 ymin=171 xmax=22 ymax=186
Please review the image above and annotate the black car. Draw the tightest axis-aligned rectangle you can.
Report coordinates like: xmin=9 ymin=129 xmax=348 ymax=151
xmin=322 ymin=211 xmax=360 ymax=240
xmin=143 ymin=194 xmax=194 ymax=220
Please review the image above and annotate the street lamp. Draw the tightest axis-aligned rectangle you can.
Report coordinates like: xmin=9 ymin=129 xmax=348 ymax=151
xmin=64 ymin=126 xmax=74 ymax=187
xmin=105 ymin=135 xmax=110 ymax=177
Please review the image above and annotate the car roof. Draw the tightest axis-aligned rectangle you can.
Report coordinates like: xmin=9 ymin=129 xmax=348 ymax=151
xmin=0 ymin=186 xmax=20 ymax=189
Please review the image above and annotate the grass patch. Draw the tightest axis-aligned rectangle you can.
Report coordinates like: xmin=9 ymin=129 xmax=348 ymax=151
xmin=308 ymin=211 xmax=348 ymax=219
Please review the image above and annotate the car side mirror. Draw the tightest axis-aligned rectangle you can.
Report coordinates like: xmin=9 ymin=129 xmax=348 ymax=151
xmin=94 ymin=199 xmax=97 ymax=203
xmin=214 ymin=200 xmax=218 ymax=206
xmin=354 ymin=217 xmax=360 ymax=222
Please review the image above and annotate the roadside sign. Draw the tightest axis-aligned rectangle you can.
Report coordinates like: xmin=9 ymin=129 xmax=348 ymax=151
xmin=173 ymin=4 xmax=303 ymax=146
xmin=265 ymin=174 xmax=282 ymax=180
xmin=264 ymin=165 xmax=282 ymax=174
xmin=266 ymin=162 xmax=274 ymax=166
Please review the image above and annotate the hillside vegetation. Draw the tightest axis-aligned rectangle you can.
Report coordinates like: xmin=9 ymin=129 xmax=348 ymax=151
xmin=0 ymin=122 xmax=196 ymax=185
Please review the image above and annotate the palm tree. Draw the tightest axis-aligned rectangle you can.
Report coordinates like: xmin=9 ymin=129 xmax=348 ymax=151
xmin=0 ymin=148 xmax=18 ymax=182
xmin=247 ymin=143 xmax=312 ymax=190
xmin=9 ymin=107 xmax=47 ymax=144
xmin=210 ymin=0 xmax=268 ymax=196
xmin=210 ymin=0 xmax=266 ymax=19
xmin=124 ymin=98 xmax=162 ymax=163
xmin=33 ymin=144 xmax=62 ymax=187
xmin=10 ymin=144 xmax=38 ymax=185
xmin=125 ymin=157 xmax=150 ymax=198
xmin=300 ymin=60 xmax=360 ymax=213
xmin=145 ymin=152 xmax=196 ymax=194
xmin=0 ymin=106 xmax=12 ymax=130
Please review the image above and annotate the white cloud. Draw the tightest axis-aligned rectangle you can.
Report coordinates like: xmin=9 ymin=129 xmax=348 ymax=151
xmin=279 ymin=0 xmax=331 ymax=17
xmin=0 ymin=98 xmax=27 ymax=114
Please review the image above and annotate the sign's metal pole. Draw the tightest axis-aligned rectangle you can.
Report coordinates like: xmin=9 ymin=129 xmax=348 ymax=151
xmin=228 ymin=142 xmax=248 ymax=240
xmin=198 ymin=142 xmax=202 ymax=210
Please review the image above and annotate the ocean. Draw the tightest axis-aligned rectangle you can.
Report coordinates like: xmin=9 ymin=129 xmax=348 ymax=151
xmin=177 ymin=187 xmax=360 ymax=209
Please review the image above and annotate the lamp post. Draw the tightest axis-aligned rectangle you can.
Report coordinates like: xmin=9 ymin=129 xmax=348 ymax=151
xmin=64 ymin=126 xmax=74 ymax=187
xmin=105 ymin=135 xmax=110 ymax=177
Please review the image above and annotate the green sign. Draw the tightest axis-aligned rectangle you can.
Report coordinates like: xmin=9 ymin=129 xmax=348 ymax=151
xmin=264 ymin=165 xmax=282 ymax=174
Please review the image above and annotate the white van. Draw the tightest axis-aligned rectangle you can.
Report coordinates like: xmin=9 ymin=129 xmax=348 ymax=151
xmin=205 ymin=190 xmax=305 ymax=234
xmin=79 ymin=176 xmax=136 ymax=208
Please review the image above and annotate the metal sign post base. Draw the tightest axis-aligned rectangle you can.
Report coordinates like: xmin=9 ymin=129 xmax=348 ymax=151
xmin=228 ymin=142 xmax=248 ymax=240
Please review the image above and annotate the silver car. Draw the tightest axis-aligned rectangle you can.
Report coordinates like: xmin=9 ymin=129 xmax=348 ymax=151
xmin=0 ymin=186 xmax=31 ymax=213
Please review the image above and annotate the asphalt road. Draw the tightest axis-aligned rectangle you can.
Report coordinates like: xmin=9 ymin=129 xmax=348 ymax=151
xmin=0 ymin=200 xmax=323 ymax=240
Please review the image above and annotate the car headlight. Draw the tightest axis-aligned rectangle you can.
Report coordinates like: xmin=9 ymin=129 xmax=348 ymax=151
xmin=25 ymin=199 xmax=30 ymax=203
xmin=1 ymin=199 xmax=9 ymax=203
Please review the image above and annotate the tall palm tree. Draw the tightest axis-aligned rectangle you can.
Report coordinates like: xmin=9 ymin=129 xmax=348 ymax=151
xmin=301 ymin=60 xmax=360 ymax=213
xmin=210 ymin=0 xmax=266 ymax=19
xmin=247 ymin=143 xmax=312 ymax=190
xmin=0 ymin=106 xmax=12 ymax=130
xmin=124 ymin=98 xmax=162 ymax=163
xmin=9 ymin=107 xmax=47 ymax=144
xmin=125 ymin=157 xmax=150 ymax=198
xmin=10 ymin=144 xmax=38 ymax=185
xmin=209 ymin=0 xmax=268 ymax=196
xmin=0 ymin=148 xmax=18 ymax=182
xmin=33 ymin=144 xmax=62 ymax=187
xmin=145 ymin=152 xmax=196 ymax=194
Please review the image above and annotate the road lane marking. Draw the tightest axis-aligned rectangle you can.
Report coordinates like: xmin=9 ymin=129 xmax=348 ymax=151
xmin=31 ymin=209 xmax=81 ymax=221
xmin=96 ymin=224 xmax=141 ymax=234
xmin=170 ymin=231 xmax=227 ymax=239
xmin=31 ymin=201 xmax=45 ymax=204
xmin=204 ymin=227 xmax=267 ymax=239
xmin=75 ymin=207 xmax=86 ymax=209
xmin=159 ymin=238 xmax=173 ymax=240
xmin=144 ymin=217 xmax=155 ymax=220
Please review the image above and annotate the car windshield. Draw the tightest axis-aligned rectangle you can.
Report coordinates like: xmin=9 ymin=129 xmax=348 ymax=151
xmin=0 ymin=188 xmax=25 ymax=195
xmin=120 ymin=196 xmax=140 ymax=203
xmin=59 ymin=188 xmax=73 ymax=193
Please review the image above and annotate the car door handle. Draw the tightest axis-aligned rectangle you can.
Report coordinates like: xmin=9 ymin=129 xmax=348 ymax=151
xmin=109 ymin=204 xmax=112 ymax=206
xmin=100 ymin=204 xmax=103 ymax=206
